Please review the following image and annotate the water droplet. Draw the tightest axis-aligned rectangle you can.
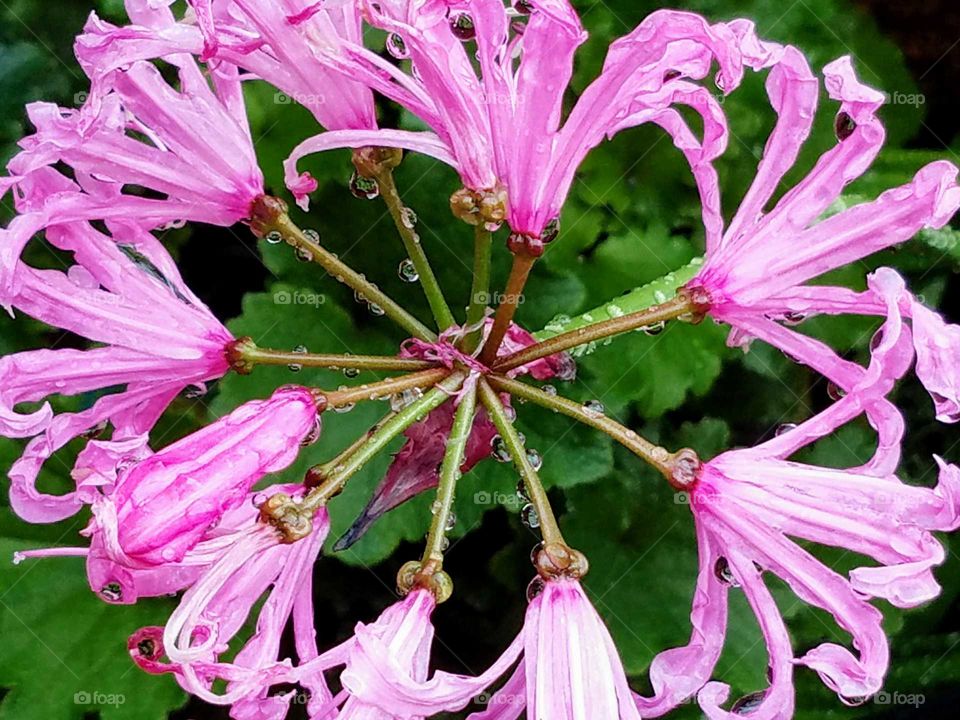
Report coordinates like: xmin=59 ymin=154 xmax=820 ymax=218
xmin=440 ymin=536 xmax=450 ymax=551
xmin=490 ymin=436 xmax=512 ymax=463
xmin=252 ymin=492 xmax=268 ymax=507
xmin=295 ymin=246 xmax=312 ymax=263
xmin=731 ymin=691 xmax=766 ymax=714
xmin=606 ymin=304 xmax=625 ymax=318
xmin=503 ymin=405 xmax=517 ymax=422
xmin=398 ymin=258 xmax=419 ymax=283
xmin=839 ymin=694 xmax=869 ymax=708
xmin=349 ymin=171 xmax=380 ymax=200
xmin=516 ymin=480 xmax=530 ymax=502
xmin=334 ymin=402 xmax=355 ymax=414
xmin=449 ymin=12 xmax=476 ymax=40
xmin=827 ymin=382 xmax=846 ymax=402
xmin=782 ymin=311 xmax=805 ymax=326
xmin=430 ymin=500 xmax=442 ymax=515
xmin=265 ymin=231 xmax=284 ymax=245
xmin=541 ymin=217 xmax=560 ymax=243
xmin=100 ymin=582 xmax=124 ymax=602
xmin=714 ymin=556 xmax=739 ymax=587
xmin=445 ymin=512 xmax=457 ymax=531
xmin=303 ymin=229 xmax=321 ymax=243
xmin=400 ymin=207 xmax=418 ymax=228
xmin=870 ymin=327 xmax=884 ymax=351
xmin=390 ymin=387 xmax=424 ymax=412
xmin=520 ymin=503 xmax=540 ymax=528
xmin=513 ymin=0 xmax=534 ymax=14
xmin=386 ymin=33 xmax=409 ymax=59
xmin=582 ymin=400 xmax=605 ymax=418
xmin=542 ymin=385 xmax=557 ymax=397
xmin=183 ymin=385 xmax=207 ymax=400
xmin=369 ymin=302 xmax=386 ymax=317
xmin=834 ymin=111 xmax=856 ymax=141
xmin=775 ymin=423 xmax=798 ymax=436
xmin=643 ymin=321 xmax=666 ymax=336
xmin=81 ymin=420 xmax=109 ymax=440
xmin=526 ymin=448 xmax=543 ymax=471
xmin=288 ymin=345 xmax=308 ymax=372
xmin=343 ymin=366 xmax=360 ymax=379
xmin=526 ymin=576 xmax=545 ymax=602
xmin=300 ymin=415 xmax=323 ymax=446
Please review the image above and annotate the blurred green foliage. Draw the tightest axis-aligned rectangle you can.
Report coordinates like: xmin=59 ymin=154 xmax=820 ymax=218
xmin=1 ymin=0 xmax=959 ymax=718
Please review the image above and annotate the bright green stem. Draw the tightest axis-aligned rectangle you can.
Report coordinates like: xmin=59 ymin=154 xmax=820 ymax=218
xmin=302 ymin=372 xmax=465 ymax=512
xmin=478 ymin=379 xmax=564 ymax=546
xmin=463 ymin=226 xmax=493 ymax=352
xmin=376 ymin=167 xmax=456 ymax=330
xmin=535 ymin=257 xmax=705 ymax=347
xmin=270 ymin=213 xmax=436 ymax=342
xmin=421 ymin=386 xmax=477 ymax=565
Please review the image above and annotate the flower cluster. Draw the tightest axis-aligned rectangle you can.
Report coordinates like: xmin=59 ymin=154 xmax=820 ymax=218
xmin=2 ymin=1 xmax=959 ymax=719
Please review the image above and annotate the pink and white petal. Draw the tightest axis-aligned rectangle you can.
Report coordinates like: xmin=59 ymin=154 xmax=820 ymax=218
xmin=284 ymin=129 xmax=457 ymax=210
xmin=697 ymin=549 xmax=795 ymax=720
xmin=635 ymin=519 xmax=728 ymax=716
xmin=723 ymin=45 xmax=819 ymax=247
xmin=911 ymin=299 xmax=960 ymax=422
xmin=466 ymin=660 xmax=526 ymax=720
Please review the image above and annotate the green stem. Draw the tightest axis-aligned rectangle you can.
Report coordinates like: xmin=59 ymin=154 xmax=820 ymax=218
xmin=268 ymin=212 xmax=436 ymax=342
xmin=494 ymin=292 xmax=697 ymax=375
xmin=478 ymin=379 xmax=564 ymax=545
xmin=535 ymin=258 xmax=705 ymax=345
xmin=321 ymin=368 xmax=450 ymax=410
xmin=463 ymin=226 xmax=493 ymax=352
xmin=487 ymin=375 xmax=674 ymax=477
xmin=239 ymin=345 xmax=433 ymax=373
xmin=303 ymin=372 xmax=466 ymax=512
xmin=420 ymin=386 xmax=477 ymax=566
xmin=375 ymin=166 xmax=456 ymax=330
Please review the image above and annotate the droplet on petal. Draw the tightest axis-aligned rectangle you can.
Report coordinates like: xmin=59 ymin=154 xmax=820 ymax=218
xmin=775 ymin=423 xmax=798 ymax=436
xmin=386 ymin=33 xmax=409 ymax=59
xmin=100 ymin=582 xmax=124 ymax=602
xmin=834 ymin=111 xmax=857 ymax=141
xmin=714 ymin=556 xmax=739 ymax=587
xmin=827 ymin=382 xmax=847 ymax=401
xmin=731 ymin=691 xmax=767 ymax=714
xmin=449 ymin=12 xmax=476 ymax=40
xmin=526 ymin=576 xmax=545 ymax=602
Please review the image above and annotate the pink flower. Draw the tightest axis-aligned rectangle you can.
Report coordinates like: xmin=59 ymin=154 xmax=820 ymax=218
xmin=1 ymin=216 xmax=234 ymax=523
xmin=334 ymin=322 xmax=574 ymax=549
xmin=637 ymin=279 xmax=960 ymax=718
xmin=2 ymin=8 xmax=264 ymax=282
xmin=288 ymin=586 xmax=517 ymax=718
xmin=468 ymin=578 xmax=641 ymax=719
xmin=90 ymin=385 xmax=321 ymax=569
xmin=684 ymin=43 xmax=960 ymax=420
xmin=127 ymin=495 xmax=331 ymax=718
xmin=77 ymin=0 xmax=376 ymax=135
xmin=13 ymin=386 xmax=320 ymax=603
xmin=285 ymin=2 xmax=744 ymax=236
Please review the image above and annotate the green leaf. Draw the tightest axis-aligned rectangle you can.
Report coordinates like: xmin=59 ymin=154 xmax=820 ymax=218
xmin=0 ymin=509 xmax=185 ymax=720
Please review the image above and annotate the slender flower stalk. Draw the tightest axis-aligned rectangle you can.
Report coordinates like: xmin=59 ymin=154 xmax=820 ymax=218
xmin=495 ymin=292 xmax=698 ymax=374
xmin=478 ymin=379 xmax=563 ymax=546
xmin=463 ymin=226 xmax=494 ymax=352
xmin=359 ymin=148 xmax=457 ymax=330
xmin=302 ymin=372 xmax=466 ymax=512
xmin=250 ymin=196 xmax=436 ymax=342
xmin=320 ymin=368 xmax=452 ymax=410
xmin=487 ymin=375 xmax=682 ymax=478
xmin=227 ymin=338 xmax=433 ymax=375
xmin=479 ymin=251 xmax=538 ymax=365
xmin=420 ymin=387 xmax=477 ymax=568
